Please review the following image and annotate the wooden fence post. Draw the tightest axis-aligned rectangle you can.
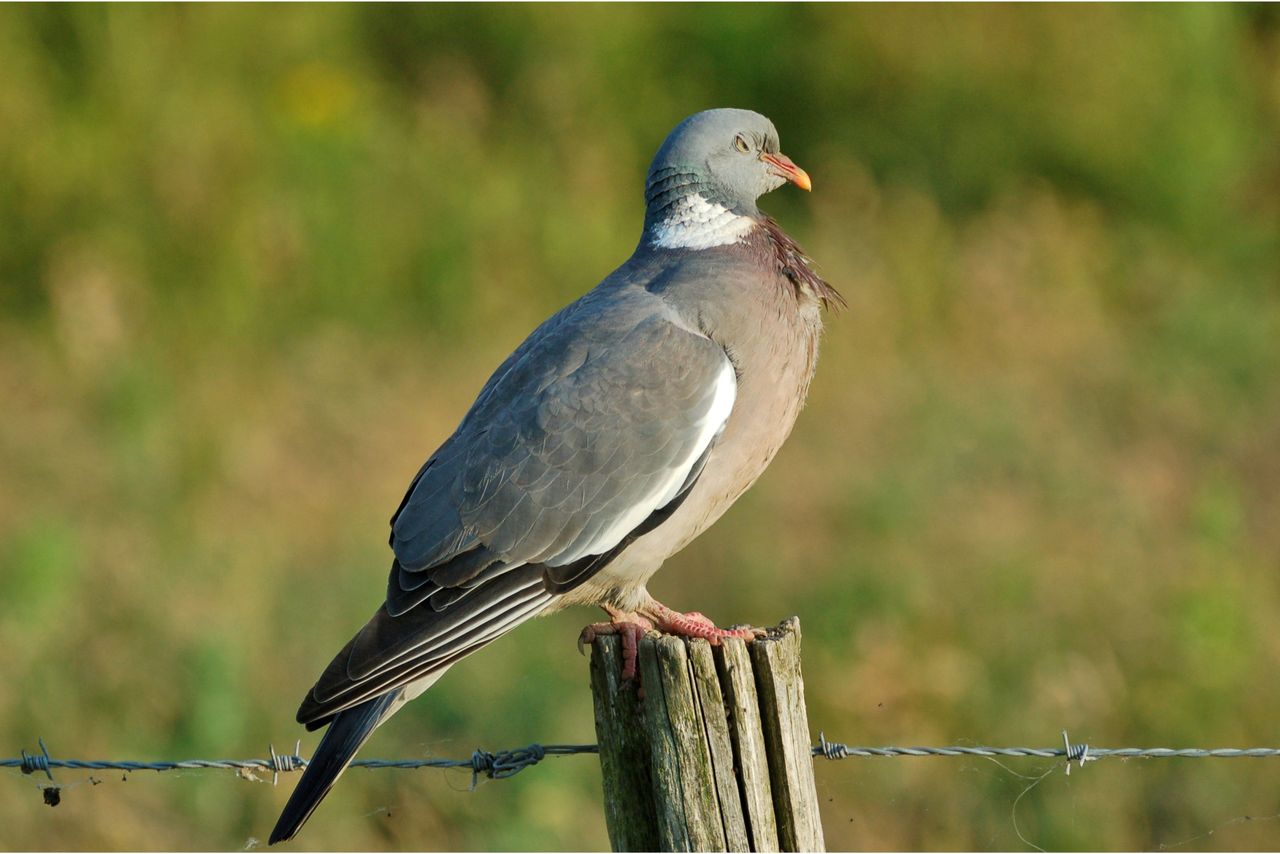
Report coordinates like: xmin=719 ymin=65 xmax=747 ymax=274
xmin=589 ymin=617 xmax=824 ymax=852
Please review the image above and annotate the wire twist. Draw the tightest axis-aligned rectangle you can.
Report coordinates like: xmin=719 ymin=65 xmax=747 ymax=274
xmin=469 ymin=743 xmax=549 ymax=788
xmin=19 ymin=739 xmax=54 ymax=781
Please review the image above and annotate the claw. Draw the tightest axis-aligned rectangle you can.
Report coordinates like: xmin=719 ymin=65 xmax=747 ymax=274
xmin=577 ymin=616 xmax=653 ymax=680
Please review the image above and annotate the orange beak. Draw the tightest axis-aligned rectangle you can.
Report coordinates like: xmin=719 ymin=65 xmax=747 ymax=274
xmin=761 ymin=152 xmax=812 ymax=192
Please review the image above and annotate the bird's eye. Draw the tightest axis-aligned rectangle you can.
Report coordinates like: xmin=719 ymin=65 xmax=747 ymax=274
xmin=734 ymin=135 xmax=750 ymax=154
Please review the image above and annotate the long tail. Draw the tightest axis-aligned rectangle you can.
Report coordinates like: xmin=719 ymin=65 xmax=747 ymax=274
xmin=269 ymin=690 xmax=402 ymax=845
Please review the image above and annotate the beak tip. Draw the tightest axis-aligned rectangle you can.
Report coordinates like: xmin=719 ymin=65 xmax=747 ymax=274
xmin=763 ymin=152 xmax=812 ymax=192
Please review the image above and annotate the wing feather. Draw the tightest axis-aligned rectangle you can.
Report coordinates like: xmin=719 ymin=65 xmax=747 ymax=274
xmin=299 ymin=288 xmax=737 ymax=726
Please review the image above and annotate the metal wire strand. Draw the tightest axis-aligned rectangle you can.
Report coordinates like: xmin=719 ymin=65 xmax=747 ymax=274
xmin=812 ymin=732 xmax=1280 ymax=761
xmin=1 ymin=742 xmax=600 ymax=784
xmin=5 ymin=733 xmax=1278 ymax=792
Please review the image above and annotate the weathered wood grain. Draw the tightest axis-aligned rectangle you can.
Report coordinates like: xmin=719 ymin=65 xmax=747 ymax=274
xmin=687 ymin=638 xmax=751 ymax=851
xmin=641 ymin=634 xmax=726 ymax=852
xmin=589 ymin=619 xmax=820 ymax=852
xmin=750 ymin=618 xmax=825 ymax=852
xmin=716 ymin=637 xmax=780 ymax=852
xmin=590 ymin=635 xmax=660 ymax=852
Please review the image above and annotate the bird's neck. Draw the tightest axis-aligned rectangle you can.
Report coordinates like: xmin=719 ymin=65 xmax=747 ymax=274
xmin=642 ymin=169 xmax=757 ymax=251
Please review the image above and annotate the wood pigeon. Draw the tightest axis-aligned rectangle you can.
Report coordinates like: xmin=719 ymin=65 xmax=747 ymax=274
xmin=269 ymin=108 xmax=841 ymax=844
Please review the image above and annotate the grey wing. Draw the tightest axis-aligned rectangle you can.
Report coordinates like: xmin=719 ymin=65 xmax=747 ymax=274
xmin=297 ymin=294 xmax=736 ymax=726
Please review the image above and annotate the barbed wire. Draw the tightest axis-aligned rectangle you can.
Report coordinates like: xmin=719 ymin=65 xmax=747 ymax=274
xmin=6 ymin=730 xmax=1278 ymax=800
xmin=814 ymin=732 xmax=1280 ymax=776
xmin=2 ymin=738 xmax=598 ymax=791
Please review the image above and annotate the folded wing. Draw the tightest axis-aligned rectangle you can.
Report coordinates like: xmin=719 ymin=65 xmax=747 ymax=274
xmin=298 ymin=292 xmax=736 ymax=726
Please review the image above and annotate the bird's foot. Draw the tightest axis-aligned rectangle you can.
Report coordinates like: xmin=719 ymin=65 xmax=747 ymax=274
xmin=578 ymin=602 xmax=764 ymax=683
xmin=578 ymin=610 xmax=655 ymax=680
xmin=639 ymin=600 xmax=766 ymax=645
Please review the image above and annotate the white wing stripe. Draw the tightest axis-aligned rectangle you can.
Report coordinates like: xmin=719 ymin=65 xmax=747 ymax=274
xmin=550 ymin=358 xmax=736 ymax=565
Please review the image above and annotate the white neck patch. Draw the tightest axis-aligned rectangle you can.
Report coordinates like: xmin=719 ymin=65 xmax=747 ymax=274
xmin=648 ymin=193 xmax=756 ymax=251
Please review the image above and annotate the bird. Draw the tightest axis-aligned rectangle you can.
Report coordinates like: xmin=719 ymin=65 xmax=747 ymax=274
xmin=268 ymin=107 xmax=841 ymax=845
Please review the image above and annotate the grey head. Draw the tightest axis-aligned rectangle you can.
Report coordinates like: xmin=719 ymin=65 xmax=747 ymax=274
xmin=644 ymin=108 xmax=811 ymax=225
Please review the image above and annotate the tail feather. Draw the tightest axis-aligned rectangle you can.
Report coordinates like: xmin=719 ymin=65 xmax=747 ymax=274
xmin=269 ymin=690 xmax=401 ymax=845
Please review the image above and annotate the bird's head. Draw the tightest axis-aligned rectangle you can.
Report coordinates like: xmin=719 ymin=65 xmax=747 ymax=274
xmin=645 ymin=108 xmax=811 ymax=217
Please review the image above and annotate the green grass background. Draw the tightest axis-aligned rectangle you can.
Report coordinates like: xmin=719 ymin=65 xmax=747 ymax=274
xmin=2 ymin=4 xmax=1279 ymax=850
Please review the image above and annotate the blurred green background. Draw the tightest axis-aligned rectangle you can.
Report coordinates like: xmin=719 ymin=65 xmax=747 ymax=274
xmin=2 ymin=4 xmax=1279 ymax=850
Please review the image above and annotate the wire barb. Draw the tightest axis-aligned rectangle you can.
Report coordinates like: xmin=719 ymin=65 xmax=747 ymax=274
xmin=817 ymin=732 xmax=845 ymax=760
xmin=1062 ymin=730 xmax=1093 ymax=775
xmin=468 ymin=743 xmax=548 ymax=789
xmin=265 ymin=742 xmax=304 ymax=786
xmin=19 ymin=738 xmax=54 ymax=781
